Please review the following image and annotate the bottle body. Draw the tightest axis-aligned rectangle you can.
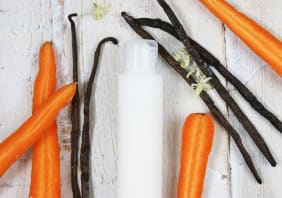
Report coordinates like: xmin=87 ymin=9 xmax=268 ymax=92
xmin=117 ymin=74 xmax=163 ymax=198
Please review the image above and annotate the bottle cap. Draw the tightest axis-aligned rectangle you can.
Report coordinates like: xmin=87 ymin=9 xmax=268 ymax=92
xmin=123 ymin=39 xmax=158 ymax=74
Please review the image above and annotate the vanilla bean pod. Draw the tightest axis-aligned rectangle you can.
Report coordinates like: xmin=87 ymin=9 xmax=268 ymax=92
xmin=121 ymin=11 xmax=262 ymax=184
xmin=156 ymin=0 xmax=276 ymax=166
xmin=136 ymin=17 xmax=282 ymax=134
xmin=80 ymin=37 xmax=118 ymax=198
xmin=68 ymin=13 xmax=82 ymax=198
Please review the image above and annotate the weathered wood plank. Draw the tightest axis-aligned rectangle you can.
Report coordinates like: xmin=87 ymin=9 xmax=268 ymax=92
xmin=0 ymin=0 xmax=54 ymax=196
xmin=1 ymin=0 xmax=279 ymax=196
xmin=223 ymin=0 xmax=282 ymax=197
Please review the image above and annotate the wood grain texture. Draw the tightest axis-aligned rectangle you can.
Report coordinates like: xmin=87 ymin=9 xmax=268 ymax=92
xmin=223 ymin=0 xmax=282 ymax=197
xmin=0 ymin=0 xmax=280 ymax=197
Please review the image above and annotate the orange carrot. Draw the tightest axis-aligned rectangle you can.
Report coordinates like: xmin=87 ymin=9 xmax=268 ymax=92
xmin=0 ymin=83 xmax=76 ymax=177
xmin=33 ymin=42 xmax=57 ymax=110
xmin=200 ymin=0 xmax=282 ymax=76
xmin=178 ymin=113 xmax=215 ymax=198
xmin=29 ymin=42 xmax=60 ymax=198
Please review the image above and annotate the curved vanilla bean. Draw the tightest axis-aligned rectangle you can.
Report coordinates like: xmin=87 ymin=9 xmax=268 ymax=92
xmin=80 ymin=37 xmax=118 ymax=198
xmin=121 ymin=11 xmax=262 ymax=184
xmin=68 ymin=13 xmax=82 ymax=198
xmin=137 ymin=18 xmax=177 ymax=38
xmin=156 ymin=0 xmax=276 ymax=167
xmin=136 ymin=17 xmax=282 ymax=134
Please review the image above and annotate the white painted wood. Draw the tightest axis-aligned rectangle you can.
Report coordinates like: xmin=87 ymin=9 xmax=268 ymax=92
xmin=1 ymin=0 xmax=281 ymax=197
xmin=223 ymin=0 xmax=282 ymax=197
xmin=0 ymin=0 xmax=52 ymax=197
xmin=77 ymin=0 xmax=229 ymax=197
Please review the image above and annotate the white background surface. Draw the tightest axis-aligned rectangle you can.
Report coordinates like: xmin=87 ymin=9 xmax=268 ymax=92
xmin=0 ymin=0 xmax=281 ymax=197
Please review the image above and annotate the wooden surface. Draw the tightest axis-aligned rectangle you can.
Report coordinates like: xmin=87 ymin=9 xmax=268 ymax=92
xmin=0 ymin=0 xmax=281 ymax=197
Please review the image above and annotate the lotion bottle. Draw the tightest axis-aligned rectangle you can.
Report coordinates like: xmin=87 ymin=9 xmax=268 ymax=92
xmin=117 ymin=39 xmax=163 ymax=198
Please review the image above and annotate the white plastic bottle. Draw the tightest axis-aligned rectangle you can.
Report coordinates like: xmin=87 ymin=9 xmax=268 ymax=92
xmin=117 ymin=39 xmax=163 ymax=198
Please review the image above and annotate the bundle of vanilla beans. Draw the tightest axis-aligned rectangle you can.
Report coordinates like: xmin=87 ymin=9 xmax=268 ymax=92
xmin=122 ymin=0 xmax=282 ymax=184
xmin=68 ymin=14 xmax=118 ymax=198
